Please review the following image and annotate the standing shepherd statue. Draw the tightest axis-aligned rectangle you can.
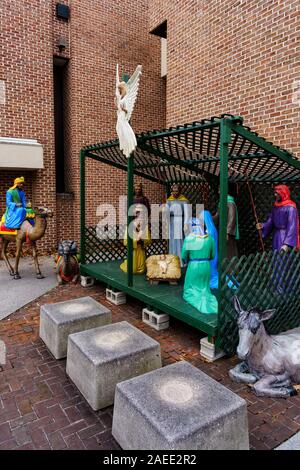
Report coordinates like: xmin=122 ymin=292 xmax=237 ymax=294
xmin=115 ymin=64 xmax=142 ymax=158
xmin=229 ymin=296 xmax=300 ymax=398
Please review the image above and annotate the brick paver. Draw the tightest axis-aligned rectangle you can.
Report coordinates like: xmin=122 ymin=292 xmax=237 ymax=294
xmin=1 ymin=282 xmax=300 ymax=450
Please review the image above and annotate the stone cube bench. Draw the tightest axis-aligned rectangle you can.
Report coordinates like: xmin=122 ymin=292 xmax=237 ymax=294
xmin=39 ymin=296 xmax=111 ymax=359
xmin=112 ymin=361 xmax=249 ymax=450
xmin=66 ymin=321 xmax=162 ymax=410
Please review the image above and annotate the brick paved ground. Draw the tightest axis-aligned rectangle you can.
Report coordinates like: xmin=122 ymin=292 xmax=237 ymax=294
xmin=1 ymin=281 xmax=300 ymax=450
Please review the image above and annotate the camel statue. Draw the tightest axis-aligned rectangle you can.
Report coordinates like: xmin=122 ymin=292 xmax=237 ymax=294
xmin=56 ymin=240 xmax=79 ymax=285
xmin=0 ymin=207 xmax=53 ymax=280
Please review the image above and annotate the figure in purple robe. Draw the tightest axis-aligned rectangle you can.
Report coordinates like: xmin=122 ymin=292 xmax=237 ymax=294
xmin=257 ymin=185 xmax=299 ymax=252
xmin=257 ymin=185 xmax=299 ymax=294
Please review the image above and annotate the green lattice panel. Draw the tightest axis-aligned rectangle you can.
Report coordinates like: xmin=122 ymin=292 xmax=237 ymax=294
xmin=85 ymin=226 xmax=126 ymax=263
xmin=146 ymin=241 xmax=168 ymax=257
xmin=85 ymin=225 xmax=168 ymax=264
xmin=235 ymin=182 xmax=273 ymax=256
xmin=172 ymin=181 xmax=219 ymax=216
xmin=217 ymin=249 xmax=300 ymax=355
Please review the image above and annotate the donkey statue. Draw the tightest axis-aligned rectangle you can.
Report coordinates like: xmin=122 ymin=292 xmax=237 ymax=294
xmin=229 ymin=296 xmax=300 ymax=398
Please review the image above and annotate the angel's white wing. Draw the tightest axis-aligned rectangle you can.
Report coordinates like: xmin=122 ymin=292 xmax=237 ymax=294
xmin=125 ymin=65 xmax=142 ymax=122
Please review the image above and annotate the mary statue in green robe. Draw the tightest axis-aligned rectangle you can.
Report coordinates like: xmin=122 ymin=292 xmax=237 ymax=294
xmin=181 ymin=217 xmax=218 ymax=315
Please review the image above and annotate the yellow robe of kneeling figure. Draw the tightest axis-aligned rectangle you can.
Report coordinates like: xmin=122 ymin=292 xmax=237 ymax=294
xmin=120 ymin=226 xmax=151 ymax=274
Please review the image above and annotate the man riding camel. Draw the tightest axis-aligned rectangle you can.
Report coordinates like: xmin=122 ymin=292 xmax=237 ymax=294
xmin=1 ymin=177 xmax=35 ymax=230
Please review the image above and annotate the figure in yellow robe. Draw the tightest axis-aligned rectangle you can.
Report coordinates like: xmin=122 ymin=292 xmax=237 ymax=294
xmin=120 ymin=223 xmax=151 ymax=274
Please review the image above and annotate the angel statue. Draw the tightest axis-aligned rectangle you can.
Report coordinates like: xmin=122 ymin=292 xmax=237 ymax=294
xmin=115 ymin=64 xmax=142 ymax=158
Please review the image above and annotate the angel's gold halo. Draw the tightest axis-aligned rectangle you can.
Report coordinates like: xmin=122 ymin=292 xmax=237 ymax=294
xmin=118 ymin=82 xmax=127 ymax=97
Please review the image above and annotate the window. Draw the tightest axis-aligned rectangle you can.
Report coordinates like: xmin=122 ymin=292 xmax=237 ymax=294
xmin=53 ymin=57 xmax=68 ymax=193
xmin=161 ymin=37 xmax=167 ymax=78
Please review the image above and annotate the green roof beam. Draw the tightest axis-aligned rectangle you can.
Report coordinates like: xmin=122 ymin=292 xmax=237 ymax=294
xmin=138 ymin=142 xmax=204 ymax=175
xmin=232 ymin=123 xmax=300 ymax=170
xmin=134 ymin=152 xmax=275 ymax=169
xmin=84 ymin=140 xmax=119 ymax=153
xmin=138 ymin=121 xmax=220 ymax=142
xmin=86 ymin=152 xmax=166 ymax=185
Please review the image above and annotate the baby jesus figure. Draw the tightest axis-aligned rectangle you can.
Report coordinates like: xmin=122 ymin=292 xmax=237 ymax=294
xmin=158 ymin=254 xmax=171 ymax=276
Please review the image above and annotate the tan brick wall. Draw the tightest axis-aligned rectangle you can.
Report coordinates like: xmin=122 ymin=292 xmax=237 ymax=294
xmin=149 ymin=0 xmax=300 ymax=157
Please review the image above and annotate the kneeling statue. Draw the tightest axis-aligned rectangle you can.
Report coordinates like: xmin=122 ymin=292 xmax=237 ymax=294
xmin=56 ymin=240 xmax=79 ymax=284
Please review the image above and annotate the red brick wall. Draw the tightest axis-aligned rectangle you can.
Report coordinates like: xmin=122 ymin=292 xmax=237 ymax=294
xmin=0 ymin=0 xmax=56 ymax=251
xmin=65 ymin=0 xmax=166 ymax=236
xmin=52 ymin=0 xmax=70 ymax=60
xmin=149 ymin=0 xmax=300 ymax=157
xmin=56 ymin=193 xmax=74 ymax=243
xmin=2 ymin=0 xmax=299 ymax=257
xmin=1 ymin=0 xmax=166 ymax=254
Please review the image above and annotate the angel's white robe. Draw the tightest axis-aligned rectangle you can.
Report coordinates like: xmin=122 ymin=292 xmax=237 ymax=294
xmin=116 ymin=95 xmax=137 ymax=158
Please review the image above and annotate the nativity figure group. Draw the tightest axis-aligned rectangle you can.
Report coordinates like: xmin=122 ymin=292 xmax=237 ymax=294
xmin=114 ymin=64 xmax=299 ymax=318
xmin=119 ymin=182 xmax=300 ymax=316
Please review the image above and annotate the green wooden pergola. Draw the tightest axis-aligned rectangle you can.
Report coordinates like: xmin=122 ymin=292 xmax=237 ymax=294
xmin=80 ymin=114 xmax=300 ymax=353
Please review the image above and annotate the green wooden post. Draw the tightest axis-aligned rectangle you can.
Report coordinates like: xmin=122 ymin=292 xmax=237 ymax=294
xmin=215 ymin=118 xmax=231 ymax=349
xmin=80 ymin=149 xmax=86 ymax=264
xmin=218 ymin=118 xmax=231 ymax=271
xmin=127 ymin=153 xmax=134 ymax=287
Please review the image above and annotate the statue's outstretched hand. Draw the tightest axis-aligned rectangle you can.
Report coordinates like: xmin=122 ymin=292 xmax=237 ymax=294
xmin=184 ymin=224 xmax=189 ymax=234
xmin=280 ymin=244 xmax=290 ymax=253
xmin=256 ymin=223 xmax=263 ymax=230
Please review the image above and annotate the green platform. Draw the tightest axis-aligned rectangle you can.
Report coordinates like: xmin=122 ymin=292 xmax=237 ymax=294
xmin=81 ymin=114 xmax=300 ymax=354
xmin=80 ymin=260 xmax=218 ymax=337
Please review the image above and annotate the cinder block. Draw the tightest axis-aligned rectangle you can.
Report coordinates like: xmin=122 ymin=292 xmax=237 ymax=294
xmin=80 ymin=276 xmax=94 ymax=287
xmin=142 ymin=308 xmax=169 ymax=331
xmin=112 ymin=361 xmax=249 ymax=450
xmin=106 ymin=288 xmax=126 ymax=305
xmin=105 ymin=288 xmax=111 ymax=301
xmin=66 ymin=321 xmax=162 ymax=410
xmin=200 ymin=337 xmax=225 ymax=362
xmin=39 ymin=296 xmax=111 ymax=359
